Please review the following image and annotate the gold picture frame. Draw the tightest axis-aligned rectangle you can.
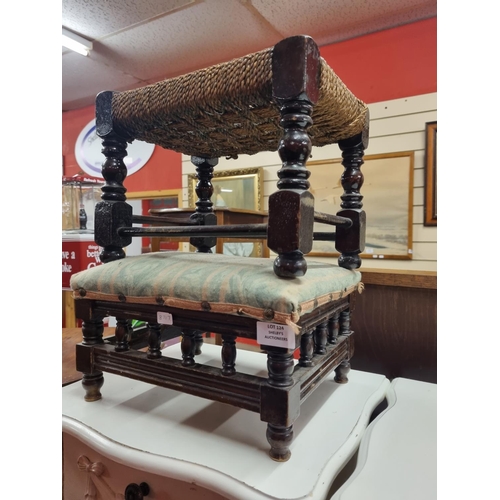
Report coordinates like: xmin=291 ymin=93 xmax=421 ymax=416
xmin=308 ymin=152 xmax=414 ymax=260
xmin=187 ymin=167 xmax=266 ymax=257
xmin=188 ymin=167 xmax=263 ymax=211
xmin=127 ymin=189 xmax=182 ymax=252
xmin=424 ymin=121 xmax=437 ymax=226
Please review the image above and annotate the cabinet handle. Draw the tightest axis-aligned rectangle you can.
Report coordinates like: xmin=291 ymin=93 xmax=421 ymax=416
xmin=124 ymin=482 xmax=150 ymax=499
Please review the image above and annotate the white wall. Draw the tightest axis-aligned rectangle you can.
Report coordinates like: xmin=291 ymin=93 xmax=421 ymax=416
xmin=181 ymin=92 xmax=437 ymax=272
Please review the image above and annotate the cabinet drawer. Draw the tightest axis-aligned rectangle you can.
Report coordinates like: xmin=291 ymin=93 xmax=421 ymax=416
xmin=63 ymin=432 xmax=228 ymax=500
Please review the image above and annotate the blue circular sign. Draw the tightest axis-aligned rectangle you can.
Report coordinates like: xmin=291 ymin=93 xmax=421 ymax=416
xmin=75 ymin=119 xmax=155 ymax=178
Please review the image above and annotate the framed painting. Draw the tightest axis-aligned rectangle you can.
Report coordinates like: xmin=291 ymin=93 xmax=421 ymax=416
xmin=188 ymin=167 xmax=263 ymax=211
xmin=308 ymin=151 xmax=414 ymax=260
xmin=424 ymin=121 xmax=437 ymax=226
xmin=127 ymin=189 xmax=182 ymax=252
xmin=187 ymin=167 xmax=265 ymax=257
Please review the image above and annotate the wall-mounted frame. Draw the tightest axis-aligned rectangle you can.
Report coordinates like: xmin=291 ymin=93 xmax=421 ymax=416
xmin=127 ymin=189 xmax=182 ymax=252
xmin=188 ymin=167 xmax=263 ymax=211
xmin=424 ymin=121 xmax=437 ymax=226
xmin=308 ymin=151 xmax=414 ymax=260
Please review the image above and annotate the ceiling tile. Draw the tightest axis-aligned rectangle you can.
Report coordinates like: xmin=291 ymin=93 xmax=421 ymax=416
xmin=62 ymin=0 xmax=196 ymax=39
xmin=252 ymin=0 xmax=437 ymax=46
xmin=89 ymin=0 xmax=280 ymax=83
xmin=62 ymin=52 xmax=142 ymax=111
xmin=62 ymin=0 xmax=436 ymax=111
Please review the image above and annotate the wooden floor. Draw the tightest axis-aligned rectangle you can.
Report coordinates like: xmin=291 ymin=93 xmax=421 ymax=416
xmin=62 ymin=328 xmax=262 ymax=387
xmin=62 ymin=327 xmax=113 ymax=386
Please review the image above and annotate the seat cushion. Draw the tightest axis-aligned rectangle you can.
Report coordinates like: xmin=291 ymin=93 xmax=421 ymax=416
xmin=70 ymin=251 xmax=362 ymax=327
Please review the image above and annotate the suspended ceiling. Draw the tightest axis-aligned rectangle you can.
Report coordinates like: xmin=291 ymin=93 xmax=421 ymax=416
xmin=62 ymin=0 xmax=437 ymax=112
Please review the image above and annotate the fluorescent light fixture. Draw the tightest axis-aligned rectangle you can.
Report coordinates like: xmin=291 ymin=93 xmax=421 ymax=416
xmin=62 ymin=28 xmax=93 ymax=56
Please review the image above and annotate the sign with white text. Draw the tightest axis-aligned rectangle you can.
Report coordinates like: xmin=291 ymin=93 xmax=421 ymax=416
xmin=62 ymin=240 xmax=102 ymax=289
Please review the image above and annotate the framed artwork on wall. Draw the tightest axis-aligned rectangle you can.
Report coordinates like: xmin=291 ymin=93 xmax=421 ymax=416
xmin=187 ymin=167 xmax=266 ymax=258
xmin=127 ymin=189 xmax=182 ymax=252
xmin=188 ymin=167 xmax=264 ymax=211
xmin=424 ymin=121 xmax=437 ymax=226
xmin=308 ymin=151 xmax=415 ymax=260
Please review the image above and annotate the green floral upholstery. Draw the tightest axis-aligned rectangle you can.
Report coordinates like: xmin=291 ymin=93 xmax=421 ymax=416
xmin=71 ymin=252 xmax=362 ymax=327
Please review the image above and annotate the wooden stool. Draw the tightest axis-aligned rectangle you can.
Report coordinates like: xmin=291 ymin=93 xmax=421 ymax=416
xmin=71 ymin=35 xmax=369 ymax=461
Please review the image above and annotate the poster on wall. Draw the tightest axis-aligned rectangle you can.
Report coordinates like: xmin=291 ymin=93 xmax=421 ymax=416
xmin=75 ymin=119 xmax=155 ymax=178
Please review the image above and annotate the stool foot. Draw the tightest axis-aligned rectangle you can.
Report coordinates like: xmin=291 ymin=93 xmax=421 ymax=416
xmin=334 ymin=360 xmax=351 ymax=384
xmin=267 ymin=424 xmax=293 ymax=462
xmin=82 ymin=372 xmax=104 ymax=402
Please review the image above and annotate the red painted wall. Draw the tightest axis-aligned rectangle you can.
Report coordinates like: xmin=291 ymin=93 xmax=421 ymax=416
xmin=62 ymin=107 xmax=182 ymax=192
xmin=320 ymin=18 xmax=436 ymax=104
xmin=61 ymin=18 xmax=436 ymax=192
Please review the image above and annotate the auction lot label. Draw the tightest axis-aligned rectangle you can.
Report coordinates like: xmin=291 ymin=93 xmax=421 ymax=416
xmin=256 ymin=321 xmax=295 ymax=349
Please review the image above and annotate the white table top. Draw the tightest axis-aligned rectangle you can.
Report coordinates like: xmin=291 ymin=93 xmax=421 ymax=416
xmin=62 ymin=343 xmax=389 ymax=500
xmin=331 ymin=377 xmax=437 ymax=500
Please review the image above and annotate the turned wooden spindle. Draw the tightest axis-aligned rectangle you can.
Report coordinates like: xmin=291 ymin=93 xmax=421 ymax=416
xmin=95 ymin=91 xmax=132 ymax=264
xmin=335 ymin=126 xmax=369 ymax=270
xmin=298 ymin=327 xmax=314 ymax=367
xmin=335 ymin=309 xmax=353 ymax=383
xmin=221 ymin=334 xmax=237 ymax=376
xmin=181 ymin=329 xmax=196 ymax=366
xmin=340 ymin=309 xmax=352 ymax=336
xmin=114 ymin=318 xmax=130 ymax=352
xmin=270 ymin=100 xmax=314 ymax=278
xmin=268 ymin=36 xmax=319 ymax=278
xmin=147 ymin=323 xmax=162 ymax=359
xmin=313 ymin=321 xmax=328 ymax=355
xmin=327 ymin=312 xmax=340 ymax=344
xmin=194 ymin=330 xmax=204 ymax=355
xmin=190 ymin=156 xmax=218 ymax=253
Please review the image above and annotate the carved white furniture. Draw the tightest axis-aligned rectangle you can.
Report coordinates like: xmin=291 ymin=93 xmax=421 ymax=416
xmin=62 ymin=344 xmax=389 ymax=500
xmin=331 ymin=377 xmax=437 ymax=500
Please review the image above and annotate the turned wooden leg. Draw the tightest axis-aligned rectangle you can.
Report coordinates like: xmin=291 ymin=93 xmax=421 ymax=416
xmin=266 ymin=349 xmax=295 ymax=461
xmin=81 ymin=318 xmax=105 ymax=402
xmin=147 ymin=323 xmax=162 ymax=359
xmin=266 ymin=424 xmax=293 ymax=462
xmin=181 ymin=329 xmax=196 ymax=366
xmin=334 ymin=359 xmax=351 ymax=384
xmin=221 ymin=334 xmax=236 ymax=376
xmin=298 ymin=327 xmax=314 ymax=367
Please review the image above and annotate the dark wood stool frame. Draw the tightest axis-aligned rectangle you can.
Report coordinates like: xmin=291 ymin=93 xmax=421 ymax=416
xmin=74 ymin=35 xmax=368 ymax=462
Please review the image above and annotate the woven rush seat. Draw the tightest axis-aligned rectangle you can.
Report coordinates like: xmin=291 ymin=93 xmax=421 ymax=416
xmin=70 ymin=251 xmax=362 ymax=328
xmin=110 ymin=47 xmax=368 ymax=158
xmin=73 ymin=35 xmax=370 ymax=462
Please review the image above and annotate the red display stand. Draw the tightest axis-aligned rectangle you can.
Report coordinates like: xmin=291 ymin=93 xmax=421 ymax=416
xmin=63 ymin=234 xmax=103 ymax=328
xmin=62 ymin=234 xmax=102 ymax=290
